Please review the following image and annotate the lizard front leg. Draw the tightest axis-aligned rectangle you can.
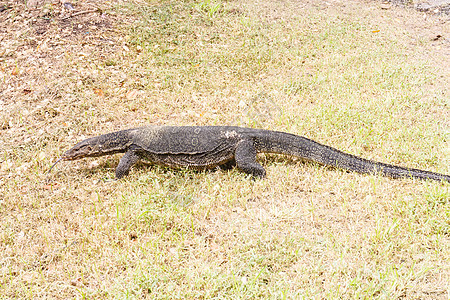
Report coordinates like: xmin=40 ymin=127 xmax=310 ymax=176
xmin=116 ymin=150 xmax=141 ymax=179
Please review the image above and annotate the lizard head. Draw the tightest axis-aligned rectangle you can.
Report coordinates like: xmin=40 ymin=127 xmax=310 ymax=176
xmin=46 ymin=137 xmax=106 ymax=174
xmin=62 ymin=132 xmax=130 ymax=160
xmin=47 ymin=130 xmax=131 ymax=174
xmin=62 ymin=137 xmax=103 ymax=160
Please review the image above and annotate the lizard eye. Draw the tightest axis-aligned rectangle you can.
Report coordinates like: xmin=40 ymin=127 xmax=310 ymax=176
xmin=79 ymin=145 xmax=92 ymax=152
xmin=72 ymin=145 xmax=92 ymax=156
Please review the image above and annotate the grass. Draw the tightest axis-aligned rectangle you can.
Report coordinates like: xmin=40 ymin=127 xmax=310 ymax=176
xmin=0 ymin=0 xmax=449 ymax=299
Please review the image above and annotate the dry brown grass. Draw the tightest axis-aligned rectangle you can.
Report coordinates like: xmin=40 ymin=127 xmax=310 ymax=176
xmin=1 ymin=0 xmax=449 ymax=298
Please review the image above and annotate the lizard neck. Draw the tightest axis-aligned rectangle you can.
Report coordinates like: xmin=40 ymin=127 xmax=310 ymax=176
xmin=94 ymin=130 xmax=133 ymax=154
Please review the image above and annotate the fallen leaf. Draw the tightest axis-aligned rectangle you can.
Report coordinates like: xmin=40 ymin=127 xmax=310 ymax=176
xmin=126 ymin=89 xmax=139 ymax=100
xmin=43 ymin=182 xmax=60 ymax=190
xmin=11 ymin=66 xmax=19 ymax=76
xmin=380 ymin=2 xmax=391 ymax=9
xmin=94 ymin=88 xmax=105 ymax=97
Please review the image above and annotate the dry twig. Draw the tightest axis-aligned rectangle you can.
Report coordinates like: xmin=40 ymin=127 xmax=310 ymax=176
xmin=61 ymin=8 xmax=102 ymax=20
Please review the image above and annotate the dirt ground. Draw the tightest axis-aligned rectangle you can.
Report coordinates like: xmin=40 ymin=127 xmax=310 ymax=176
xmin=1 ymin=0 xmax=448 ymax=114
xmin=388 ymin=0 xmax=450 ymax=14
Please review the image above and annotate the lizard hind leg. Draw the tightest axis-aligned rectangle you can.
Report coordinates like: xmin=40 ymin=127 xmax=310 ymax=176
xmin=234 ymin=139 xmax=266 ymax=179
xmin=115 ymin=150 xmax=141 ymax=179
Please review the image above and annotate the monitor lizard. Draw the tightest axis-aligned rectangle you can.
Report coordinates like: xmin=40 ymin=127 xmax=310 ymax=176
xmin=48 ymin=126 xmax=450 ymax=182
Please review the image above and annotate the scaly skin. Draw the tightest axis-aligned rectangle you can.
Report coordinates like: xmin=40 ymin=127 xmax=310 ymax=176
xmin=49 ymin=126 xmax=450 ymax=182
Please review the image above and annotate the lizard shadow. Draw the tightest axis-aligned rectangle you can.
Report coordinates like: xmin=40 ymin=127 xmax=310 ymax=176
xmin=88 ymin=154 xmax=329 ymax=178
xmin=260 ymin=153 xmax=342 ymax=174
xmin=92 ymin=156 xmax=234 ymax=178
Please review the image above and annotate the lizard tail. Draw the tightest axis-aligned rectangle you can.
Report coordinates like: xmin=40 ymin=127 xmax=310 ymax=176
xmin=254 ymin=130 xmax=450 ymax=182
